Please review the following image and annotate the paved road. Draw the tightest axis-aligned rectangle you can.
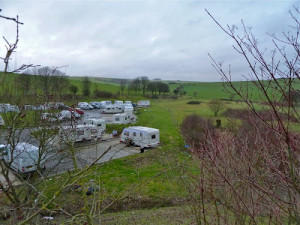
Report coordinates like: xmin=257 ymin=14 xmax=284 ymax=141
xmin=45 ymin=137 xmax=140 ymax=175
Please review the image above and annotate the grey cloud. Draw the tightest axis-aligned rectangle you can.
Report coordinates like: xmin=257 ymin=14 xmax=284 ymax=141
xmin=0 ymin=0 xmax=297 ymax=81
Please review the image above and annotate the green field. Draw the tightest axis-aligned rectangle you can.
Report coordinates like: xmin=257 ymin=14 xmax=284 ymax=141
xmin=1 ymin=73 xmax=300 ymax=223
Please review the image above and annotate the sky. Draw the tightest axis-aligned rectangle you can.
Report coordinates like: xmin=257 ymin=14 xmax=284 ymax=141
xmin=0 ymin=0 xmax=297 ymax=81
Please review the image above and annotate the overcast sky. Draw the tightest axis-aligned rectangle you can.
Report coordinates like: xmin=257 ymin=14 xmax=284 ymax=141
xmin=0 ymin=0 xmax=297 ymax=81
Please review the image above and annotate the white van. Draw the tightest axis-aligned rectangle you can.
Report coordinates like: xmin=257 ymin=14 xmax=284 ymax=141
xmin=137 ymin=100 xmax=150 ymax=108
xmin=0 ymin=143 xmax=46 ymax=173
xmin=78 ymin=102 xmax=93 ymax=110
xmin=0 ymin=115 xmax=5 ymax=126
xmin=59 ymin=124 xmax=101 ymax=142
xmin=85 ymin=118 xmax=106 ymax=133
xmin=120 ymin=126 xmax=159 ymax=148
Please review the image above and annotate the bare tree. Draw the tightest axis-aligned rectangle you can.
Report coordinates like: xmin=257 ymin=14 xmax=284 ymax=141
xmin=207 ymin=99 xmax=225 ymax=116
xmin=119 ymin=79 xmax=127 ymax=95
xmin=140 ymin=76 xmax=149 ymax=94
xmin=82 ymin=76 xmax=91 ymax=97
xmin=0 ymin=9 xmax=37 ymax=74
xmin=181 ymin=7 xmax=300 ymax=224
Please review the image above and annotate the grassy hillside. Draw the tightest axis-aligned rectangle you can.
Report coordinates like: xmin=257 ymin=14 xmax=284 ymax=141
xmin=169 ymin=79 xmax=300 ymax=101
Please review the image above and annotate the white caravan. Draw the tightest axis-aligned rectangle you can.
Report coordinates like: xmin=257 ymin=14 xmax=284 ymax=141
xmin=124 ymin=101 xmax=132 ymax=105
xmin=0 ymin=104 xmax=20 ymax=113
xmin=123 ymin=104 xmax=134 ymax=117
xmin=85 ymin=118 xmax=106 ymax=133
xmin=113 ymin=113 xmax=130 ymax=124
xmin=59 ymin=124 xmax=101 ymax=142
xmin=0 ymin=143 xmax=46 ymax=173
xmin=41 ymin=113 xmax=59 ymax=122
xmin=0 ymin=115 xmax=5 ymax=126
xmin=114 ymin=100 xmax=123 ymax=105
xmin=58 ymin=110 xmax=80 ymax=121
xmin=120 ymin=126 xmax=159 ymax=148
xmin=137 ymin=100 xmax=150 ymax=108
xmin=103 ymin=104 xmax=123 ymax=114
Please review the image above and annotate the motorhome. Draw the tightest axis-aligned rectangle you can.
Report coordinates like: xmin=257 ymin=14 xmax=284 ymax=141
xmin=59 ymin=124 xmax=101 ymax=142
xmin=85 ymin=118 xmax=106 ymax=133
xmin=113 ymin=113 xmax=130 ymax=124
xmin=137 ymin=100 xmax=150 ymax=108
xmin=0 ymin=143 xmax=46 ymax=173
xmin=0 ymin=115 xmax=5 ymax=126
xmin=120 ymin=126 xmax=159 ymax=148
xmin=103 ymin=104 xmax=123 ymax=114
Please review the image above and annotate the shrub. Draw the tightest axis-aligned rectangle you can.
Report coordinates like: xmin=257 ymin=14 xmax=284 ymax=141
xmin=187 ymin=101 xmax=201 ymax=105
xmin=180 ymin=114 xmax=214 ymax=149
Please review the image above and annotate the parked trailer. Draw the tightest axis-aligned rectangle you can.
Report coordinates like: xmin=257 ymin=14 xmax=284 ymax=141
xmin=120 ymin=126 xmax=159 ymax=148
xmin=59 ymin=124 xmax=101 ymax=143
xmin=137 ymin=100 xmax=150 ymax=108
xmin=103 ymin=104 xmax=123 ymax=114
xmin=124 ymin=104 xmax=134 ymax=117
xmin=114 ymin=100 xmax=123 ymax=105
xmin=0 ymin=143 xmax=46 ymax=173
xmin=113 ymin=113 xmax=130 ymax=124
xmin=0 ymin=104 xmax=20 ymax=113
xmin=85 ymin=118 xmax=106 ymax=133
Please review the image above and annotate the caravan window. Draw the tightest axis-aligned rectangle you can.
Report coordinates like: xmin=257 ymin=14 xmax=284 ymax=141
xmin=125 ymin=117 xmax=127 ymax=120
xmin=133 ymin=132 xmax=136 ymax=136
xmin=97 ymin=124 xmax=102 ymax=127
xmin=115 ymin=118 xmax=120 ymax=121
xmin=151 ymin=134 xmax=156 ymax=139
xmin=124 ymin=131 xmax=129 ymax=136
xmin=140 ymin=133 xmax=143 ymax=137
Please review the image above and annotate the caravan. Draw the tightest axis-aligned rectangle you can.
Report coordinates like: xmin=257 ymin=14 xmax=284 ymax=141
xmin=59 ymin=124 xmax=101 ymax=142
xmin=113 ymin=113 xmax=130 ymax=124
xmin=123 ymin=104 xmax=134 ymax=117
xmin=114 ymin=100 xmax=123 ymax=105
xmin=0 ymin=143 xmax=46 ymax=173
xmin=0 ymin=104 xmax=20 ymax=113
xmin=120 ymin=126 xmax=159 ymax=148
xmin=0 ymin=115 xmax=5 ymax=126
xmin=85 ymin=118 xmax=106 ymax=133
xmin=137 ymin=100 xmax=150 ymax=108
xmin=103 ymin=104 xmax=123 ymax=114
